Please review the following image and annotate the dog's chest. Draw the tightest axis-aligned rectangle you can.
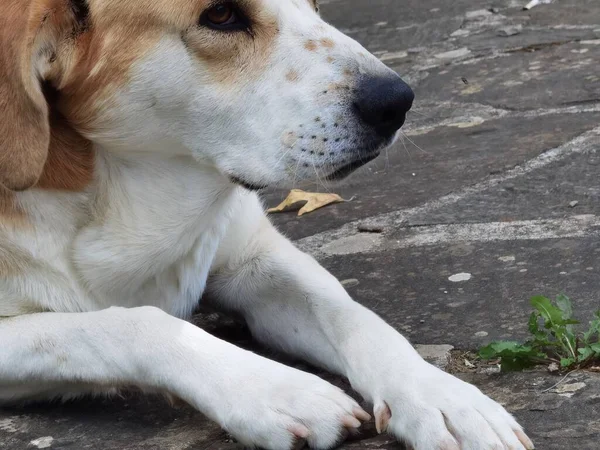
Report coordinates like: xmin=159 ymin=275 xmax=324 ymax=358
xmin=79 ymin=156 xmax=243 ymax=315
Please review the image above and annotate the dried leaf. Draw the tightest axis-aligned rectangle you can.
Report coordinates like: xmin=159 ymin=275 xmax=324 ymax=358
xmin=267 ymin=189 xmax=344 ymax=216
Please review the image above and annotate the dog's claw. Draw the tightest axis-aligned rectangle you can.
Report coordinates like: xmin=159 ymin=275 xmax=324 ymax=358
xmin=353 ymin=407 xmax=371 ymax=421
xmin=374 ymin=401 xmax=392 ymax=434
xmin=288 ymin=423 xmax=310 ymax=439
xmin=516 ymin=429 xmax=535 ymax=449
xmin=342 ymin=415 xmax=362 ymax=428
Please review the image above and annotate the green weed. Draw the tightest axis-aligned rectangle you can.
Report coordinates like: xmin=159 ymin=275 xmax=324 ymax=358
xmin=479 ymin=295 xmax=600 ymax=372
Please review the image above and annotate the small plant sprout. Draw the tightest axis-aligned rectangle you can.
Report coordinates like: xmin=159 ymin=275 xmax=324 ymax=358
xmin=479 ymin=294 xmax=600 ymax=372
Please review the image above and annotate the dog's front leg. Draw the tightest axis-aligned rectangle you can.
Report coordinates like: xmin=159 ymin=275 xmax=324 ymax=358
xmin=0 ymin=307 xmax=368 ymax=449
xmin=210 ymin=208 xmax=534 ymax=450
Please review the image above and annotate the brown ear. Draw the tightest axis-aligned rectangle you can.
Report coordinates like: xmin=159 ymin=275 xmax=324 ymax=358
xmin=0 ymin=0 xmax=85 ymax=191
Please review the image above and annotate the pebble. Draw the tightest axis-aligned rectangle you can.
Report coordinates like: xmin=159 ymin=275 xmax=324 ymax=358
xmin=340 ymin=279 xmax=360 ymax=288
xmin=475 ymin=331 xmax=489 ymax=337
xmin=498 ymin=255 xmax=516 ymax=262
xmin=415 ymin=344 xmax=454 ymax=369
xmin=30 ymin=437 xmax=54 ymax=449
xmin=569 ymin=201 xmax=579 ymax=208
xmin=449 ymin=273 xmax=472 ymax=282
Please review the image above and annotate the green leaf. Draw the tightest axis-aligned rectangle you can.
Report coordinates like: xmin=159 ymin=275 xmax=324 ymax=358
xmin=578 ymin=347 xmax=594 ymax=361
xmin=590 ymin=343 xmax=600 ymax=354
xmin=555 ymin=294 xmax=573 ymax=320
xmin=530 ymin=296 xmax=565 ymax=326
xmin=479 ymin=341 xmax=527 ymax=359
xmin=528 ymin=312 xmax=548 ymax=341
xmin=531 ymin=296 xmax=580 ymax=360
xmin=479 ymin=341 xmax=547 ymax=372
xmin=560 ymin=357 xmax=576 ymax=368
xmin=583 ymin=312 xmax=600 ymax=344
xmin=528 ymin=312 xmax=540 ymax=335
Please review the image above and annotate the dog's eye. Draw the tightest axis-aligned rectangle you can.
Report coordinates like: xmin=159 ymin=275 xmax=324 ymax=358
xmin=207 ymin=4 xmax=234 ymax=25
xmin=202 ymin=3 xmax=245 ymax=31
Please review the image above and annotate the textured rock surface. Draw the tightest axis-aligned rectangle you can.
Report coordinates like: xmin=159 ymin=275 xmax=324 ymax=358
xmin=3 ymin=0 xmax=600 ymax=449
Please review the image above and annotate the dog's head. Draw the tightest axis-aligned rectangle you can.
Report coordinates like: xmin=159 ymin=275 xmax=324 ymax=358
xmin=0 ymin=0 xmax=413 ymax=192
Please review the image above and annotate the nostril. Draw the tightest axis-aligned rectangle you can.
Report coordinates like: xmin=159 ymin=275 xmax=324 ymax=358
xmin=380 ymin=108 xmax=398 ymax=125
xmin=354 ymin=75 xmax=414 ymax=136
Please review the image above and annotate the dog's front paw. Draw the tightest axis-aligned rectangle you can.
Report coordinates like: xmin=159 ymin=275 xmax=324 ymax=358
xmin=220 ymin=363 xmax=370 ymax=449
xmin=372 ymin=363 xmax=534 ymax=450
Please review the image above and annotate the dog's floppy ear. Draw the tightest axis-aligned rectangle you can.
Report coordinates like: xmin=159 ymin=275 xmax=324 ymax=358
xmin=0 ymin=0 xmax=87 ymax=191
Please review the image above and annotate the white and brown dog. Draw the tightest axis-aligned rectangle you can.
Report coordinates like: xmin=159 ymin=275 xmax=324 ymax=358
xmin=0 ymin=1 xmax=534 ymax=449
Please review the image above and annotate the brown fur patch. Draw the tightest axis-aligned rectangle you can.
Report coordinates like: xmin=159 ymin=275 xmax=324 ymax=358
xmin=55 ymin=25 xmax=163 ymax=132
xmin=0 ymin=0 xmax=54 ymax=191
xmin=0 ymin=0 xmax=95 ymax=192
xmin=0 ymin=187 xmax=26 ymax=227
xmin=304 ymin=40 xmax=318 ymax=52
xmin=286 ymin=69 xmax=300 ymax=82
xmin=36 ymin=116 xmax=95 ymax=191
xmin=319 ymin=38 xmax=335 ymax=48
xmin=184 ymin=0 xmax=279 ymax=85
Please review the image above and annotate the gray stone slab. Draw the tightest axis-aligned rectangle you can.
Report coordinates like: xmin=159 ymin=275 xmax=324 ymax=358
xmin=415 ymin=41 xmax=600 ymax=110
xmin=411 ymin=138 xmax=600 ymax=225
xmin=0 ymin=396 xmax=229 ymax=450
xmin=320 ymin=237 xmax=600 ymax=349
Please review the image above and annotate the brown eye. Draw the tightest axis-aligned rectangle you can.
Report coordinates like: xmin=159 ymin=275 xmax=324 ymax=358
xmin=206 ymin=4 xmax=235 ymax=25
xmin=201 ymin=2 xmax=248 ymax=31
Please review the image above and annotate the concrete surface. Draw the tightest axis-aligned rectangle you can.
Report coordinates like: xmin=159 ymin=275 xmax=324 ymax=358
xmin=2 ymin=0 xmax=600 ymax=449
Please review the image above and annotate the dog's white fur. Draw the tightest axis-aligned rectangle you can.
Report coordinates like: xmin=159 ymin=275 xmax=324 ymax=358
xmin=0 ymin=0 xmax=533 ymax=448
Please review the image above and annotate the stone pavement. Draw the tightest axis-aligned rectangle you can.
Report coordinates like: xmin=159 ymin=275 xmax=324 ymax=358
xmin=2 ymin=0 xmax=600 ymax=449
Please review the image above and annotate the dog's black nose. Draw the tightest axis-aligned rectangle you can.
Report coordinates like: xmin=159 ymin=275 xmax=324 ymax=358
xmin=354 ymin=76 xmax=414 ymax=137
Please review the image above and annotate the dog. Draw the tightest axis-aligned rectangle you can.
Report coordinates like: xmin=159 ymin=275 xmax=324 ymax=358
xmin=0 ymin=1 xmax=534 ymax=449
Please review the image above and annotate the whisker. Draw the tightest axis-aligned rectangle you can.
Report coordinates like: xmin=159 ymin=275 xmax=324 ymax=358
xmin=399 ymin=133 xmax=412 ymax=162
xmin=401 ymin=131 xmax=431 ymax=155
xmin=407 ymin=109 xmax=430 ymax=118
xmin=291 ymin=149 xmax=303 ymax=189
xmin=311 ymin=156 xmax=330 ymax=192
